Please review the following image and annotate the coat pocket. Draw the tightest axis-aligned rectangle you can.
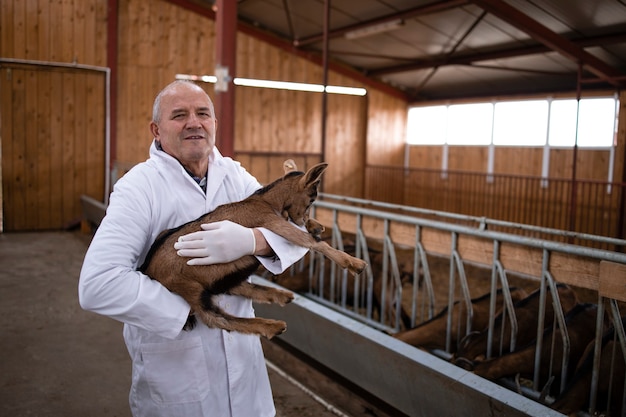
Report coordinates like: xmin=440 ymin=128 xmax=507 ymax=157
xmin=141 ymin=337 xmax=210 ymax=404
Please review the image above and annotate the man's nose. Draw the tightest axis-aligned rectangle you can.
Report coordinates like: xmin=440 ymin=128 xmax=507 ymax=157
xmin=186 ymin=113 xmax=202 ymax=128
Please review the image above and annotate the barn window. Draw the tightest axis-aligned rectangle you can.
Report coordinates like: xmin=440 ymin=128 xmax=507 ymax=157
xmin=406 ymin=105 xmax=447 ymax=145
xmin=447 ymin=103 xmax=493 ymax=145
xmin=407 ymin=96 xmax=618 ymax=148
xmin=492 ymin=100 xmax=548 ymax=146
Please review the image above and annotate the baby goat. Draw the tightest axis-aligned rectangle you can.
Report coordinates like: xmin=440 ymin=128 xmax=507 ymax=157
xmin=140 ymin=161 xmax=367 ymax=339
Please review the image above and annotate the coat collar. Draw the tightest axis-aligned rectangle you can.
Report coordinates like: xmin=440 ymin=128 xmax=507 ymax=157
xmin=149 ymin=140 xmax=228 ymax=205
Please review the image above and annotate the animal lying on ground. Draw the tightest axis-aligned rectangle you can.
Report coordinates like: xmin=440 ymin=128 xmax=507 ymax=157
xmin=551 ymin=317 xmax=626 ymax=416
xmin=454 ymin=283 xmax=578 ymax=366
xmin=393 ymin=287 xmax=528 ymax=353
xmin=140 ymin=160 xmax=367 ymax=339
xmin=472 ymin=303 xmax=600 ymax=398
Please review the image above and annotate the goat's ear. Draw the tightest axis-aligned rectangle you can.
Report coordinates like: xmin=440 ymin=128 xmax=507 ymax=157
xmin=303 ymin=163 xmax=328 ymax=187
xmin=283 ymin=159 xmax=298 ymax=175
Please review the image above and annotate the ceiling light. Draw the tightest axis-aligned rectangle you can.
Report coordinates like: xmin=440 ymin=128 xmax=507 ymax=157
xmin=345 ymin=19 xmax=404 ymax=40
xmin=176 ymin=74 xmax=367 ymax=96
xmin=233 ymin=78 xmax=324 ymax=93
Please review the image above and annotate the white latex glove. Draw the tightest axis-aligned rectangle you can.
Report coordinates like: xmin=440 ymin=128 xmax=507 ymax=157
xmin=174 ymin=220 xmax=256 ymax=265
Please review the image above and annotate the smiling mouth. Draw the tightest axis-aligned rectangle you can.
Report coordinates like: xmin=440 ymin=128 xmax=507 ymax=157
xmin=184 ymin=135 xmax=205 ymax=140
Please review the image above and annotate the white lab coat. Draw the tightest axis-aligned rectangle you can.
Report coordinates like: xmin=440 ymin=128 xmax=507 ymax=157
xmin=79 ymin=142 xmax=307 ymax=417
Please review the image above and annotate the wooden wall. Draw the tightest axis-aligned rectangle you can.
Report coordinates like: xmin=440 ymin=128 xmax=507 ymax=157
xmin=0 ymin=0 xmax=407 ymax=231
xmin=0 ymin=0 xmax=107 ymax=231
xmin=7 ymin=0 xmax=618 ymax=238
xmin=115 ymin=0 xmax=217 ymax=165
xmin=114 ymin=0 xmax=400 ymax=197
xmin=408 ymin=144 xmax=620 ymax=180
xmin=377 ymin=92 xmax=626 ymax=241
xmin=366 ymin=89 xmax=407 ymax=167
xmin=407 ymin=91 xmax=625 ymax=183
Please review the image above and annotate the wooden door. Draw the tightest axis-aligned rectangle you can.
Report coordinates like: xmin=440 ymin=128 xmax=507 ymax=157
xmin=0 ymin=65 xmax=106 ymax=231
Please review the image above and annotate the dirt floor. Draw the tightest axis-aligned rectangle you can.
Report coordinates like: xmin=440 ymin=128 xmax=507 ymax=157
xmin=0 ymin=231 xmax=396 ymax=417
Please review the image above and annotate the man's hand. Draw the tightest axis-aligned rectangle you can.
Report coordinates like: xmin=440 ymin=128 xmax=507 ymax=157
xmin=174 ymin=220 xmax=256 ymax=265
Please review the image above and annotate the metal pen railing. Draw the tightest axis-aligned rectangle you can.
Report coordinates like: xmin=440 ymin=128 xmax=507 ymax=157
xmin=281 ymin=193 xmax=626 ymax=415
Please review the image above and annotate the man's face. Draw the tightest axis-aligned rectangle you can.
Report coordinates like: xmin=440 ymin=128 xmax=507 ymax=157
xmin=150 ymin=83 xmax=217 ymax=172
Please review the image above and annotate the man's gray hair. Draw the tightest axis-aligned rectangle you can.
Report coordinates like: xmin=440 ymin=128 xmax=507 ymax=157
xmin=152 ymin=80 xmax=215 ymax=123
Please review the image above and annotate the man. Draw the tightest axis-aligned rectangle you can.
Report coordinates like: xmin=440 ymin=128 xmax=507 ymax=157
xmin=79 ymin=80 xmax=306 ymax=416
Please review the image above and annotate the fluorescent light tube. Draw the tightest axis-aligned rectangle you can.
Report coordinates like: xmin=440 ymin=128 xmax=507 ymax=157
xmin=176 ymin=74 xmax=367 ymax=96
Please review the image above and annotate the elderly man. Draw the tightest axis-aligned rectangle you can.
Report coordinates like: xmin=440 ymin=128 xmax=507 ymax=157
xmin=79 ymin=80 xmax=306 ymax=417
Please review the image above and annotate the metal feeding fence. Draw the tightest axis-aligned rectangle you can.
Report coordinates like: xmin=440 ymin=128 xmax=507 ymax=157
xmin=365 ymin=166 xmax=626 ymax=251
xmin=275 ymin=193 xmax=626 ymax=416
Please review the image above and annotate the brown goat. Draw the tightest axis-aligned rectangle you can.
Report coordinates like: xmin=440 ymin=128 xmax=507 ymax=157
xmin=394 ymin=287 xmax=528 ymax=353
xmin=140 ymin=161 xmax=367 ymax=339
xmin=472 ymin=303 xmax=600 ymax=397
xmin=454 ymin=283 xmax=578 ymax=366
xmin=552 ymin=318 xmax=626 ymax=416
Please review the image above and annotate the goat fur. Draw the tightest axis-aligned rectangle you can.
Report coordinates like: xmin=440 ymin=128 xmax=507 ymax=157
xmin=140 ymin=160 xmax=367 ymax=339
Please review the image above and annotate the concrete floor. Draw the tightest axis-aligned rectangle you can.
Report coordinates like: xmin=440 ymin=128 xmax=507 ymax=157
xmin=0 ymin=231 xmax=393 ymax=417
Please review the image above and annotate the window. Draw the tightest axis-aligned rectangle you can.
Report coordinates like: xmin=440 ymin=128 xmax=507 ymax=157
xmin=447 ymin=103 xmax=493 ymax=145
xmin=548 ymin=100 xmax=578 ymax=147
xmin=577 ymin=98 xmax=616 ymax=147
xmin=407 ymin=96 xmax=617 ymax=147
xmin=493 ymin=100 xmax=548 ymax=146
xmin=406 ymin=106 xmax=447 ymax=145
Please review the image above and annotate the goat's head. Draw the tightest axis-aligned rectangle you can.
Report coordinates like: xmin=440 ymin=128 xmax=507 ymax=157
xmin=280 ymin=160 xmax=328 ymax=227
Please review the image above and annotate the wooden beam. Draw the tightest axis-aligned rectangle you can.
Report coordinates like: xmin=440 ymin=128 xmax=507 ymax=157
xmin=599 ymin=260 xmax=626 ymax=302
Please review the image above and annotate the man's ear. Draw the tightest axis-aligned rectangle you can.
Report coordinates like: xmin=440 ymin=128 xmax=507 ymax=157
xmin=149 ymin=121 xmax=159 ymax=138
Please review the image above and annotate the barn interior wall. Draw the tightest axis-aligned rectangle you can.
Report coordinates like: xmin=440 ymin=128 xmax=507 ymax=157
xmin=393 ymin=92 xmax=626 ymax=239
xmin=0 ymin=0 xmax=108 ymax=231
xmin=406 ymin=92 xmax=626 ymax=182
xmin=4 ymin=0 xmax=621 ymax=236
xmin=115 ymin=0 xmax=400 ymax=198
xmin=0 ymin=0 xmax=406 ymax=232
xmin=365 ymin=89 xmax=407 ymax=168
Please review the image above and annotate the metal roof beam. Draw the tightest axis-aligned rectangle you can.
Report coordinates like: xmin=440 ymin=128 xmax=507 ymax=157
xmin=293 ymin=0 xmax=469 ymax=47
xmin=470 ymin=0 xmax=624 ymax=86
xmin=369 ymin=30 xmax=626 ymax=77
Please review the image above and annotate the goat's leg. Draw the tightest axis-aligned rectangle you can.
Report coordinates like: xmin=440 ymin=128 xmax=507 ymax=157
xmin=194 ymin=305 xmax=288 ymax=339
xmin=227 ymin=281 xmax=294 ymax=306
xmin=259 ymin=218 xmax=367 ymax=275
xmin=311 ymin=240 xmax=367 ymax=275
xmin=179 ymin=281 xmax=288 ymax=339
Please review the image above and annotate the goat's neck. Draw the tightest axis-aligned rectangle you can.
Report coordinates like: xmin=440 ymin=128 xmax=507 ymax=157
xmin=257 ymin=190 xmax=289 ymax=216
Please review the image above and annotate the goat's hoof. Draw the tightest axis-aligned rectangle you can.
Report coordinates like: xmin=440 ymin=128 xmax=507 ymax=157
xmin=305 ymin=219 xmax=325 ymax=239
xmin=275 ymin=289 xmax=295 ymax=306
xmin=350 ymin=259 xmax=367 ymax=275
xmin=264 ymin=320 xmax=288 ymax=339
